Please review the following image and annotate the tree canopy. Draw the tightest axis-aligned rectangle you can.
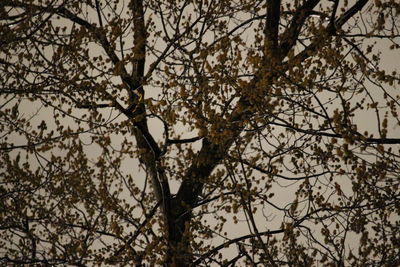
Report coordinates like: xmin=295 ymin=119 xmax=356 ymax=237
xmin=1 ymin=0 xmax=400 ymax=266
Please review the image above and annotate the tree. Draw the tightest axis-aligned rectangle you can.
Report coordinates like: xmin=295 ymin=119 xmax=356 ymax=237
xmin=1 ymin=0 xmax=399 ymax=266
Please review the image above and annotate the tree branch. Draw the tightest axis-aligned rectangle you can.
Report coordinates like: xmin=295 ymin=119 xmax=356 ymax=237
xmin=166 ymin=136 xmax=203 ymax=144
xmin=335 ymin=0 xmax=369 ymax=28
xmin=269 ymin=121 xmax=400 ymax=144
xmin=264 ymin=0 xmax=281 ymax=56
xmin=288 ymin=0 xmax=369 ymax=66
xmin=279 ymin=0 xmax=320 ymax=58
